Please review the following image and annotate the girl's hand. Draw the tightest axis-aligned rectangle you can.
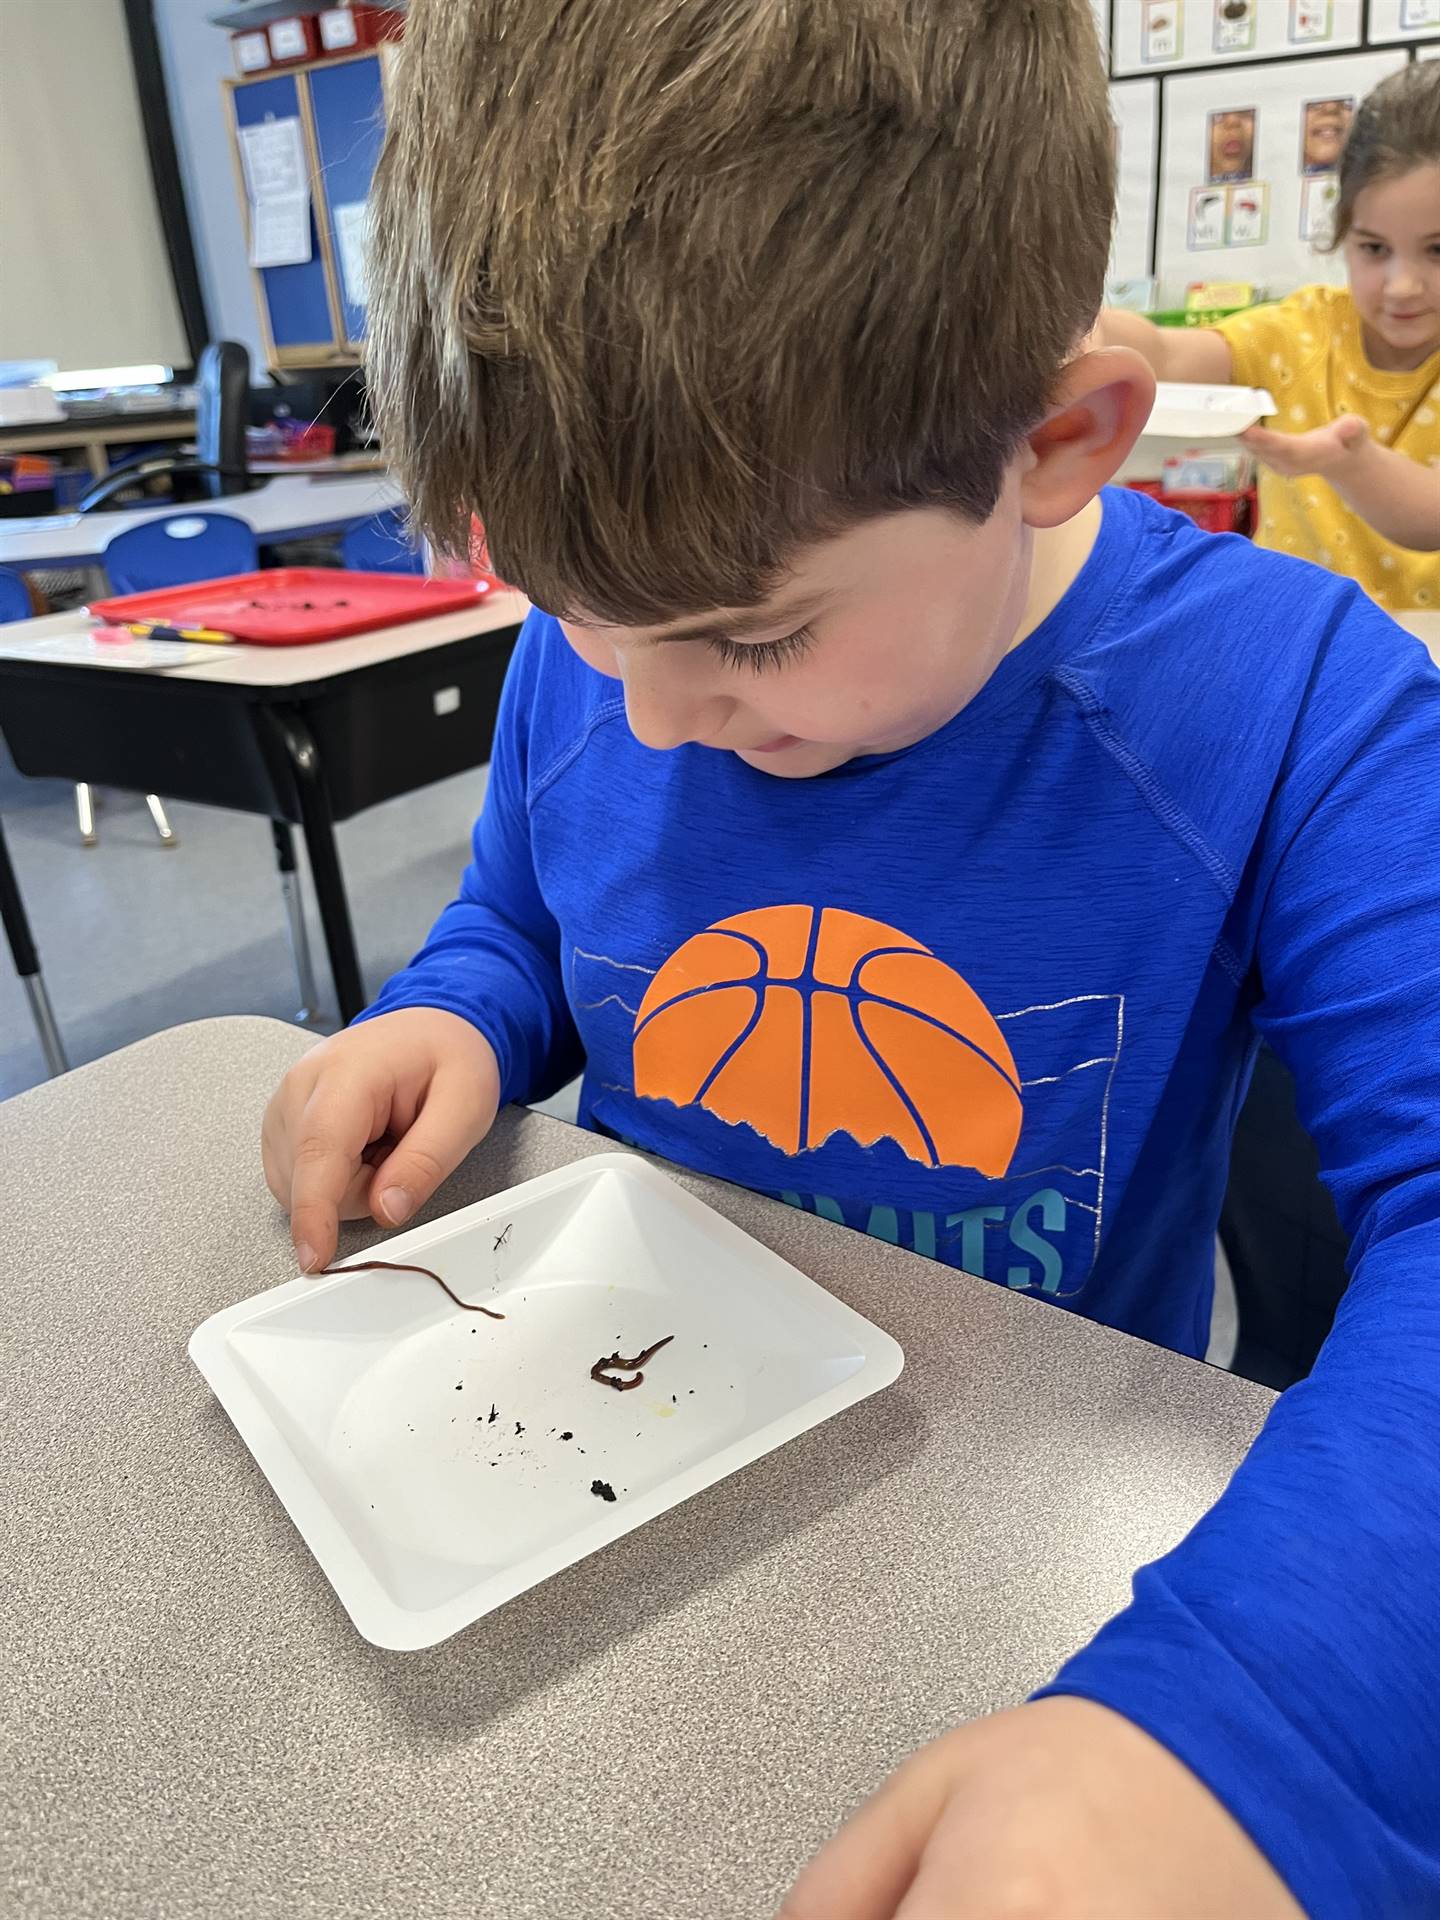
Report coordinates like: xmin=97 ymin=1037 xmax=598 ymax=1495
xmin=1240 ymin=412 xmax=1369 ymax=479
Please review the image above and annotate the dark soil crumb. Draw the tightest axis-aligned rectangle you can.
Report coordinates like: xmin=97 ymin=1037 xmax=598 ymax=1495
xmin=514 ymin=1421 xmax=524 ymax=1436
xmin=591 ymin=1479 xmax=617 ymax=1502
xmin=456 ymin=1382 xmax=463 ymax=1391
xmin=560 ymin=1431 xmax=573 ymax=1442
xmin=488 ymin=1404 xmax=498 ymax=1424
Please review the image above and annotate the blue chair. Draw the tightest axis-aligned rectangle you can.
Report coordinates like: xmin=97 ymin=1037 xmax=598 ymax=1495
xmin=103 ymin=511 xmax=259 ymax=595
xmin=342 ymin=508 xmax=426 ymax=574
xmin=0 ymin=567 xmax=33 ymax=623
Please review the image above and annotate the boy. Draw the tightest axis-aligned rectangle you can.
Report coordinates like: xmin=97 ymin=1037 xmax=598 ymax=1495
xmin=264 ymin=2 xmax=1440 ymax=1912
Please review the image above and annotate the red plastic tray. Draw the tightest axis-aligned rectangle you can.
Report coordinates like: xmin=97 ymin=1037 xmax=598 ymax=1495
xmin=88 ymin=568 xmax=505 ymax=646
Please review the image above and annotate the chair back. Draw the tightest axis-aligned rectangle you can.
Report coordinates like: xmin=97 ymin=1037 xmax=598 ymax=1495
xmin=341 ymin=508 xmax=426 ymax=574
xmin=194 ymin=341 xmax=252 ymax=499
xmin=0 ymin=566 xmax=33 ymax=623
xmin=104 ymin=512 xmax=259 ymax=593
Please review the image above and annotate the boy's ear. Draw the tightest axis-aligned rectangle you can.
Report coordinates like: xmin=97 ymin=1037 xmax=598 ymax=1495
xmin=1019 ymin=347 xmax=1157 ymax=530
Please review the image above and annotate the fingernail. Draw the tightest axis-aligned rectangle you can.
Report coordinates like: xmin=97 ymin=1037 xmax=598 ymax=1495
xmin=296 ymin=1241 xmax=318 ymax=1274
xmin=378 ymin=1187 xmax=413 ymax=1226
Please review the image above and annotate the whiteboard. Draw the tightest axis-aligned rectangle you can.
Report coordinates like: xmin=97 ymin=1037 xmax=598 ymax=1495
xmin=1365 ymin=0 xmax=1440 ymax=38
xmin=0 ymin=0 xmax=188 ymax=371
xmin=1155 ymin=49 xmax=1407 ymax=304
xmin=1111 ymin=80 xmax=1160 ymax=278
xmin=1113 ymin=0 xmax=1362 ymax=75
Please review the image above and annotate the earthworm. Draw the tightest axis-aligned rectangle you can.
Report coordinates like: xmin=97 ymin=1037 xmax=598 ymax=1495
xmin=590 ymin=1334 xmax=675 ymax=1391
xmin=318 ymin=1260 xmax=505 ymax=1319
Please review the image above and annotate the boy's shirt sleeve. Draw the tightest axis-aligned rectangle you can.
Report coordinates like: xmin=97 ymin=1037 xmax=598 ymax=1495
xmin=355 ymin=610 xmax=585 ymax=1105
xmin=1037 ymin=600 xmax=1440 ymax=1914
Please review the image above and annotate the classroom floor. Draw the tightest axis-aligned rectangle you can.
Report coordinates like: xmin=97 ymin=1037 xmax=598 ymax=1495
xmin=0 ymin=737 xmax=490 ymax=1101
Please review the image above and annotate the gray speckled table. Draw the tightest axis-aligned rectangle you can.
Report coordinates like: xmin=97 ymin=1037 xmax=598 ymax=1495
xmin=2 ymin=1017 xmax=1275 ymax=1920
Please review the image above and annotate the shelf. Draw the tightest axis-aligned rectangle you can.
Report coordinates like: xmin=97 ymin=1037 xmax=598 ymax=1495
xmin=210 ymin=0 xmax=406 ymax=29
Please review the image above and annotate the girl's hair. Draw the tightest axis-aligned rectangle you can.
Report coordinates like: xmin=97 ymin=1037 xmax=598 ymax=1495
xmin=1331 ymin=61 xmax=1440 ymax=249
xmin=366 ymin=0 xmax=1113 ymax=625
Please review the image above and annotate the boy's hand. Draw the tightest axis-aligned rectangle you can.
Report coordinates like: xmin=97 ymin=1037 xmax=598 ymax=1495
xmin=1240 ymin=412 xmax=1369 ymax=479
xmin=780 ymin=1698 xmax=1302 ymax=1920
xmin=261 ymin=1008 xmax=502 ymax=1272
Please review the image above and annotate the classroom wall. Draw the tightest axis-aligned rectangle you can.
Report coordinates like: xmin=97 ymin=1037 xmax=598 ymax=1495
xmin=1101 ymin=0 xmax=1439 ymax=306
xmin=147 ymin=2 xmax=1439 ymax=374
xmin=151 ymin=0 xmax=269 ymax=371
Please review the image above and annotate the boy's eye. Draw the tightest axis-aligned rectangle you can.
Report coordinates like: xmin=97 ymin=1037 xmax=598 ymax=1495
xmin=1358 ymin=241 xmax=1388 ymax=257
xmin=708 ymin=625 xmax=817 ymax=673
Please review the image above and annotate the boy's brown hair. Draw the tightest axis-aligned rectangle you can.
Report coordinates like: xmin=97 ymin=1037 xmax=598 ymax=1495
xmin=1331 ymin=61 xmax=1440 ymax=248
xmin=369 ymin=0 xmax=1113 ymax=624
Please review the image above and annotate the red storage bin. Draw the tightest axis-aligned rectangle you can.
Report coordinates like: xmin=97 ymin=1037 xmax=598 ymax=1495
xmin=1126 ymin=479 xmax=1256 ymax=537
xmin=266 ymin=14 xmax=322 ymax=64
xmin=318 ymin=5 xmax=405 ymax=52
xmin=231 ymin=28 xmax=273 ymax=75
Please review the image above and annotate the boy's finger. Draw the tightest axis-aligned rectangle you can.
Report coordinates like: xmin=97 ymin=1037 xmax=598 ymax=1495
xmin=367 ymin=1068 xmax=487 ymax=1228
xmin=289 ymin=1082 xmax=382 ymax=1271
xmin=779 ymin=1755 xmax=951 ymax=1919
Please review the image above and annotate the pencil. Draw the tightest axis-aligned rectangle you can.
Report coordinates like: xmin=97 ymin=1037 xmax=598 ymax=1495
xmin=122 ymin=619 xmax=235 ymax=645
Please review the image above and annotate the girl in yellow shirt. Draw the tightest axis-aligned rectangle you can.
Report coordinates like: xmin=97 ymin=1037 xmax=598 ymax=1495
xmin=1102 ymin=63 xmax=1440 ymax=612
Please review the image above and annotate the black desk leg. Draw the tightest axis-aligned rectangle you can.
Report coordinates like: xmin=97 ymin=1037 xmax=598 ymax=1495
xmin=268 ymin=712 xmax=367 ymax=1025
xmin=0 ymin=815 xmax=68 ymax=1078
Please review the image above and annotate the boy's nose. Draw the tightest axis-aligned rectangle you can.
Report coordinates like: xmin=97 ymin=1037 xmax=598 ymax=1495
xmin=1386 ymin=263 xmax=1424 ymax=299
xmin=621 ymin=669 xmax=732 ymax=752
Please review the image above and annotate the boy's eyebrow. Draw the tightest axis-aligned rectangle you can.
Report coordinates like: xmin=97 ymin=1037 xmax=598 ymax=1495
xmin=640 ymin=597 xmax=824 ymax=646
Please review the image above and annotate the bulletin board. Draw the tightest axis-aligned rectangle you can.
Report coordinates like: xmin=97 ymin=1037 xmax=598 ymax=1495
xmin=1154 ymin=48 xmax=1407 ymax=301
xmin=1367 ymin=0 xmax=1440 ymax=39
xmin=1110 ymin=80 xmax=1160 ymax=278
xmin=1113 ymin=0 xmax=1364 ymax=75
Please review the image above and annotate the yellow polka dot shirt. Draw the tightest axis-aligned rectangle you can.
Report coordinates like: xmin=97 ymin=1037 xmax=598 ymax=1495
xmin=1216 ymin=285 xmax=1440 ymax=611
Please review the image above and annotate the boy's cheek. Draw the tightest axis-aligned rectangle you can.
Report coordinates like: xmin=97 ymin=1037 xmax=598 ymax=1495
xmin=557 ymin=622 xmax=623 ymax=680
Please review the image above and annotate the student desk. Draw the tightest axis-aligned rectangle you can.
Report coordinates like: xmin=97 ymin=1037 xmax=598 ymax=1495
xmin=0 ymin=1016 xmax=1276 ymax=1920
xmin=0 ymin=592 xmax=529 ymax=1025
xmin=0 ymin=472 xmax=405 ymax=574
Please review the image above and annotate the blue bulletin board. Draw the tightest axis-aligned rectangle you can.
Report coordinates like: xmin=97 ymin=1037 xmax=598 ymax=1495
xmin=308 ymin=55 xmax=386 ymax=348
xmin=230 ymin=72 xmax=340 ymax=356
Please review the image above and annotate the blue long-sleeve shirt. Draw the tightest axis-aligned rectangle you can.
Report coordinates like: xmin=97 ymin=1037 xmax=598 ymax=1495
xmin=364 ymin=484 xmax=1440 ymax=1912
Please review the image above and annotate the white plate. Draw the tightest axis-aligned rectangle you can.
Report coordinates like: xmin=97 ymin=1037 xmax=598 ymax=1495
xmin=190 ymin=1153 xmax=904 ymax=1649
xmin=1143 ymin=382 xmax=1276 ymax=439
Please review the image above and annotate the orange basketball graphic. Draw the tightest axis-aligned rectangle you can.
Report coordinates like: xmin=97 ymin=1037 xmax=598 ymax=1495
xmin=633 ymin=905 xmax=1022 ymax=1173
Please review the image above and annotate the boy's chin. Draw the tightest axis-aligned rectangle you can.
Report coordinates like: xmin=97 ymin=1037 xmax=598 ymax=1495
xmin=732 ymin=740 xmax=859 ymax=777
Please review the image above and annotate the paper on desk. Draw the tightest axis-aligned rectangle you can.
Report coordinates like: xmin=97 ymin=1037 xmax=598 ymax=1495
xmin=332 ymin=200 xmax=371 ymax=308
xmin=19 ymin=632 xmax=224 ymax=672
xmin=250 ymin=192 xmax=312 ymax=270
